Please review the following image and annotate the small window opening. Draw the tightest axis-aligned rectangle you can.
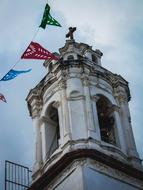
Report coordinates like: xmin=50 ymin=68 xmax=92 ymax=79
xmin=67 ymin=55 xmax=74 ymax=60
xmin=92 ymin=54 xmax=98 ymax=63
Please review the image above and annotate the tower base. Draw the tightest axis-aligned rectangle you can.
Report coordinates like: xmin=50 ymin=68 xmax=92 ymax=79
xmin=28 ymin=149 xmax=143 ymax=190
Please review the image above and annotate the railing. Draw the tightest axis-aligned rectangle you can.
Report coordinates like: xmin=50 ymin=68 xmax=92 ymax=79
xmin=5 ymin=160 xmax=32 ymax=190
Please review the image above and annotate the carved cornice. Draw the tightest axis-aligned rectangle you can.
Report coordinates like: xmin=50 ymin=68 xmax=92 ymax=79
xmin=82 ymin=79 xmax=89 ymax=87
xmin=91 ymin=95 xmax=100 ymax=102
xmin=117 ymin=94 xmax=128 ymax=104
xmin=31 ymin=99 xmax=43 ymax=119
xmin=26 ymin=91 xmax=43 ymax=118
xmin=28 ymin=149 xmax=143 ymax=190
xmin=59 ymin=40 xmax=91 ymax=57
xmin=42 ymin=77 xmax=57 ymax=94
xmin=58 ymin=79 xmax=67 ymax=90
xmin=109 ymin=74 xmax=131 ymax=102
xmin=59 ymin=40 xmax=76 ymax=54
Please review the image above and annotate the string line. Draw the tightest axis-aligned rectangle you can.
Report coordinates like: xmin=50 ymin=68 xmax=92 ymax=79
xmin=0 ymin=28 xmax=40 ymax=80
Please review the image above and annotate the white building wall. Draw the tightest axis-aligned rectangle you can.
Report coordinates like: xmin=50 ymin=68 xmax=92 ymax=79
xmin=84 ymin=167 xmax=139 ymax=190
xmin=53 ymin=166 xmax=84 ymax=190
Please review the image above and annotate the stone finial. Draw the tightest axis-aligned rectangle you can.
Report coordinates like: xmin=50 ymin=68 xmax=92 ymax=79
xmin=66 ymin=27 xmax=76 ymax=40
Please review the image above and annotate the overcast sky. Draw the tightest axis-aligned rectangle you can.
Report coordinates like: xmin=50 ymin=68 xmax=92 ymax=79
xmin=0 ymin=0 xmax=143 ymax=188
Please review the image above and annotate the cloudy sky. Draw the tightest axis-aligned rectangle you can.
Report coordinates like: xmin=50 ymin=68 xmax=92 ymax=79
xmin=0 ymin=0 xmax=143 ymax=188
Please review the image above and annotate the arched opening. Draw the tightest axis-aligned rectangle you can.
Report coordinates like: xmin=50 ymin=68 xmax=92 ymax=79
xmin=67 ymin=55 xmax=74 ymax=60
xmin=45 ymin=102 xmax=60 ymax=159
xmin=96 ymin=95 xmax=117 ymax=145
xmin=49 ymin=104 xmax=60 ymax=141
xmin=92 ymin=54 xmax=98 ymax=63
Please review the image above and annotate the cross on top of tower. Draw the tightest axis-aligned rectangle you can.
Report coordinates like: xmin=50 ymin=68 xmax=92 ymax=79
xmin=66 ymin=27 xmax=76 ymax=40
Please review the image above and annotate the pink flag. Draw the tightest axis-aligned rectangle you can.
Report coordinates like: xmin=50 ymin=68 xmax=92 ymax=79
xmin=0 ymin=93 xmax=7 ymax=103
xmin=21 ymin=41 xmax=59 ymax=60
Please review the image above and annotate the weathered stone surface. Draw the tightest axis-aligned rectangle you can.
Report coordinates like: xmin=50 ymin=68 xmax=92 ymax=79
xmin=27 ymin=38 xmax=143 ymax=190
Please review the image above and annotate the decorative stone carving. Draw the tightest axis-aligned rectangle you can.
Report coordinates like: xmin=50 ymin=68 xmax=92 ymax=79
xmin=52 ymin=101 xmax=60 ymax=109
xmin=58 ymin=79 xmax=67 ymax=90
xmin=30 ymin=98 xmax=43 ymax=119
xmin=81 ymin=76 xmax=90 ymax=87
xmin=91 ymin=95 xmax=100 ymax=102
xmin=117 ymin=94 xmax=127 ymax=104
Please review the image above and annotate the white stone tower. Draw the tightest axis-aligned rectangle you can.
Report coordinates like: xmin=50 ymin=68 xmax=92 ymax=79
xmin=27 ymin=28 xmax=143 ymax=190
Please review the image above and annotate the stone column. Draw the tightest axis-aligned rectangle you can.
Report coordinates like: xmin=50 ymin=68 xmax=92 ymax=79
xmin=40 ymin=117 xmax=47 ymax=162
xmin=112 ymin=105 xmax=127 ymax=153
xmin=33 ymin=117 xmax=43 ymax=172
xmin=60 ymin=80 xmax=71 ymax=142
xmin=118 ymin=94 xmax=141 ymax=164
xmin=31 ymin=100 xmax=43 ymax=173
xmin=91 ymin=95 xmax=101 ymax=140
xmin=83 ymin=78 xmax=95 ymax=132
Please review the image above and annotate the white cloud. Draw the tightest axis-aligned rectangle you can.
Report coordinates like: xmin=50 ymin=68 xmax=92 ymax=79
xmin=52 ymin=0 xmax=143 ymax=47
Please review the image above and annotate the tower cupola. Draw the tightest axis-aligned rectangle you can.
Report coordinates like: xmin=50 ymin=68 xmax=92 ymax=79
xmin=27 ymin=29 xmax=143 ymax=190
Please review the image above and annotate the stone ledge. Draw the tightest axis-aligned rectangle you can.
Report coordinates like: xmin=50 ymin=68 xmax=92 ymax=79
xmin=28 ymin=148 xmax=143 ymax=190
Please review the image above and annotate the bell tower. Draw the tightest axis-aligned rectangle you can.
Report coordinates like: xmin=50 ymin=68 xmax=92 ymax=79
xmin=27 ymin=29 xmax=143 ymax=190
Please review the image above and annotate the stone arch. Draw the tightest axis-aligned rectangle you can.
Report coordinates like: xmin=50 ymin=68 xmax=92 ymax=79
xmin=96 ymin=94 xmax=117 ymax=145
xmin=94 ymin=88 xmax=117 ymax=105
xmin=67 ymin=55 xmax=74 ymax=60
xmin=92 ymin=54 xmax=98 ymax=63
xmin=64 ymin=52 xmax=77 ymax=60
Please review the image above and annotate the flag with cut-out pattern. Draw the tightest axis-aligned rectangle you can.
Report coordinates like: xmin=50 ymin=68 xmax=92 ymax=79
xmin=39 ymin=3 xmax=61 ymax=29
xmin=0 ymin=93 xmax=6 ymax=103
xmin=21 ymin=41 xmax=59 ymax=60
xmin=0 ymin=69 xmax=32 ymax=81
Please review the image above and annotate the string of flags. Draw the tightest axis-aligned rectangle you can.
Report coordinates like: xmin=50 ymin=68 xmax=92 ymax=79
xmin=0 ymin=3 xmax=61 ymax=103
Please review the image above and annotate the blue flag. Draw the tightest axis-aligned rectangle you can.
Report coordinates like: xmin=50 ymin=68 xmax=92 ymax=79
xmin=0 ymin=69 xmax=32 ymax=81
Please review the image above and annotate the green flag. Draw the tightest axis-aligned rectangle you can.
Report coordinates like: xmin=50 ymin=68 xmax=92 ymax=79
xmin=39 ymin=4 xmax=61 ymax=29
xmin=47 ymin=13 xmax=61 ymax=27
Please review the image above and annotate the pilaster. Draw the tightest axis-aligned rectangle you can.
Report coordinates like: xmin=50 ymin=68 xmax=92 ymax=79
xmin=117 ymin=93 xmax=141 ymax=165
xmin=112 ymin=105 xmax=127 ymax=153
xmin=82 ymin=76 xmax=95 ymax=132
xmin=59 ymin=79 xmax=71 ymax=144
xmin=31 ymin=101 xmax=43 ymax=174
xmin=91 ymin=95 xmax=101 ymax=140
